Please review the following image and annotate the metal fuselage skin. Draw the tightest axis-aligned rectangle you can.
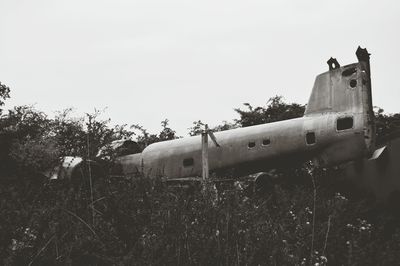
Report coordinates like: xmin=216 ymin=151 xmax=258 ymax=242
xmin=118 ymin=48 xmax=375 ymax=179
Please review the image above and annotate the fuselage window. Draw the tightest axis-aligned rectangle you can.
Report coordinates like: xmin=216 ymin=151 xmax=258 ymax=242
xmin=248 ymin=141 xmax=256 ymax=148
xmin=262 ymin=139 xmax=271 ymax=146
xmin=183 ymin=158 xmax=194 ymax=167
xmin=337 ymin=117 xmax=354 ymax=131
xmin=306 ymin=132 xmax=316 ymax=145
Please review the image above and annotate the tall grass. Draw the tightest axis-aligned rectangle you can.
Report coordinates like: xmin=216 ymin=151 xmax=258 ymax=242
xmin=1 ymin=168 xmax=400 ymax=265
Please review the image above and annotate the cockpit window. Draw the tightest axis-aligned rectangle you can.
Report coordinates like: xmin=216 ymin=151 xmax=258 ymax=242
xmin=337 ymin=117 xmax=354 ymax=131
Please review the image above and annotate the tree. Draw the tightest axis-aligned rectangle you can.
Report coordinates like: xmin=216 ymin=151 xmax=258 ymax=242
xmin=234 ymin=96 xmax=305 ymax=127
xmin=50 ymin=108 xmax=136 ymax=158
xmin=0 ymin=105 xmax=138 ymax=176
xmin=188 ymin=120 xmax=237 ymax=137
xmin=158 ymin=119 xmax=177 ymax=141
xmin=187 ymin=120 xmax=205 ymax=136
xmin=374 ymin=107 xmax=400 ymax=143
xmin=0 ymin=82 xmax=10 ymax=115
xmin=0 ymin=105 xmax=55 ymax=176
xmin=132 ymin=119 xmax=178 ymax=150
xmin=212 ymin=120 xmax=237 ymax=132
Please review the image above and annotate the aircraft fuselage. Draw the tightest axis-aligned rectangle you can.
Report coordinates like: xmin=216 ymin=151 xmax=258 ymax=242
xmin=117 ymin=47 xmax=375 ymax=179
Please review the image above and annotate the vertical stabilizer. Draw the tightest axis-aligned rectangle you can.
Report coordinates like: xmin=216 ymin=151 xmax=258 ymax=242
xmin=305 ymin=47 xmax=375 ymax=155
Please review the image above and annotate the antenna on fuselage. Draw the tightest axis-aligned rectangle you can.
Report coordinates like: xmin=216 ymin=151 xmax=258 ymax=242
xmin=208 ymin=130 xmax=220 ymax=148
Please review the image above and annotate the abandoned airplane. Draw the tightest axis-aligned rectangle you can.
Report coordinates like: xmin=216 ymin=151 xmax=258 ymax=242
xmin=50 ymin=47 xmax=377 ymax=184
xmin=116 ymin=46 xmax=375 ymax=179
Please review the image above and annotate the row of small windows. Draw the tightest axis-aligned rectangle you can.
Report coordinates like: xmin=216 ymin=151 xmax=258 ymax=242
xmin=182 ymin=138 xmax=271 ymax=167
xmin=182 ymin=117 xmax=354 ymax=167
xmin=248 ymin=138 xmax=271 ymax=148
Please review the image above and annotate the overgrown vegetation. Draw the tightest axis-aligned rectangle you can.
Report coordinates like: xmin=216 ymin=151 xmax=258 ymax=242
xmin=1 ymin=86 xmax=400 ymax=265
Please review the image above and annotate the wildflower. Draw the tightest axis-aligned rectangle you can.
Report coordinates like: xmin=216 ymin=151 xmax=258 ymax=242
xmin=10 ymin=239 xmax=18 ymax=251
xmin=24 ymin=228 xmax=37 ymax=241
xmin=289 ymin=210 xmax=297 ymax=220
xmin=334 ymin=192 xmax=347 ymax=201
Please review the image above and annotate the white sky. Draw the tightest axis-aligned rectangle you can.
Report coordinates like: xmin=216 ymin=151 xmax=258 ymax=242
xmin=1 ymin=0 xmax=399 ymax=136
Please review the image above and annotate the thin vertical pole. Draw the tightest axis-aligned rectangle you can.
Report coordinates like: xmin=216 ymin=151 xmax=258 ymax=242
xmin=202 ymin=124 xmax=209 ymax=181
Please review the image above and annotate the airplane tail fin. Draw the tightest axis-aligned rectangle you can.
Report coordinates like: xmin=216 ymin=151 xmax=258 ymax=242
xmin=305 ymin=47 xmax=375 ymax=155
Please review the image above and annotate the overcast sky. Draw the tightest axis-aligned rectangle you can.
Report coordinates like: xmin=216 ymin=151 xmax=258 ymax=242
xmin=1 ymin=0 xmax=399 ymax=136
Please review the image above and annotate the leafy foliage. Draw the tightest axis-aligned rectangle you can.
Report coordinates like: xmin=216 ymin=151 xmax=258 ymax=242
xmin=0 ymin=106 xmax=136 ymax=178
xmin=234 ymin=96 xmax=305 ymax=127
xmin=132 ymin=119 xmax=178 ymax=150
xmin=187 ymin=120 xmax=205 ymax=136
xmin=0 ymin=106 xmax=54 ymax=177
xmin=0 ymin=82 xmax=10 ymax=114
xmin=187 ymin=120 xmax=237 ymax=136
xmin=52 ymin=108 xmax=135 ymax=158
xmin=375 ymin=107 xmax=400 ymax=144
